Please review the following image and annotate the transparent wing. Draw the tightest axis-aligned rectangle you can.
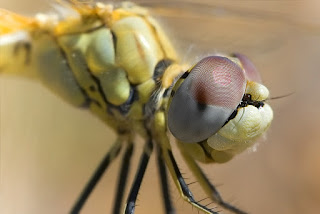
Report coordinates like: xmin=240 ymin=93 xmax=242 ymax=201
xmin=1 ymin=1 xmax=320 ymax=214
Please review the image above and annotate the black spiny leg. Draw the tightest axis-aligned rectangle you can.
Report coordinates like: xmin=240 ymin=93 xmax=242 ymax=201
xmin=124 ymin=139 xmax=153 ymax=214
xmin=180 ymin=150 xmax=247 ymax=214
xmin=157 ymin=146 xmax=175 ymax=214
xmin=163 ymin=149 xmax=220 ymax=214
xmin=70 ymin=138 xmax=123 ymax=214
xmin=157 ymin=132 xmax=220 ymax=214
xmin=112 ymin=142 xmax=134 ymax=214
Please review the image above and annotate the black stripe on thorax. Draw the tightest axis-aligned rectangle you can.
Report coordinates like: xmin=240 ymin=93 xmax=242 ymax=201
xmin=56 ymin=44 xmax=93 ymax=108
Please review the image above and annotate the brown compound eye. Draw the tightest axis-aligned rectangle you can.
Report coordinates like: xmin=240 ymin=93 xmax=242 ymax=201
xmin=233 ymin=53 xmax=262 ymax=82
xmin=190 ymin=56 xmax=247 ymax=109
xmin=168 ymin=56 xmax=247 ymax=143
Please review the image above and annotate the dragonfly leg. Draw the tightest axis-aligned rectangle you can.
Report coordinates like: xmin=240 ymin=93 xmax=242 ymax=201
xmin=112 ymin=142 xmax=134 ymax=214
xmin=153 ymin=111 xmax=219 ymax=214
xmin=124 ymin=139 xmax=153 ymax=214
xmin=156 ymin=146 xmax=176 ymax=214
xmin=70 ymin=137 xmax=123 ymax=214
xmin=180 ymin=148 xmax=248 ymax=214
xmin=162 ymin=148 xmax=220 ymax=214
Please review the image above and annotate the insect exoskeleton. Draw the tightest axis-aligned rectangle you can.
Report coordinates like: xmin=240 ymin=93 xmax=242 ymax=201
xmin=168 ymin=54 xmax=273 ymax=163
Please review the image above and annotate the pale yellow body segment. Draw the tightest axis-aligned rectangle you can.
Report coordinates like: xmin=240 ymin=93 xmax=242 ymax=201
xmin=0 ymin=2 xmax=181 ymax=135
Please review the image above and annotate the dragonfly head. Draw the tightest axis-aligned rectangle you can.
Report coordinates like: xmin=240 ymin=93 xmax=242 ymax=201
xmin=167 ymin=54 xmax=273 ymax=163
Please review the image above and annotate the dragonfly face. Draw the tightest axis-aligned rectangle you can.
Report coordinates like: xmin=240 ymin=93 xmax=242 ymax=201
xmin=168 ymin=55 xmax=272 ymax=163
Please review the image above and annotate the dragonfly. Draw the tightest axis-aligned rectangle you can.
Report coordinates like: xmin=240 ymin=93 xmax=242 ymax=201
xmin=1 ymin=1 xmax=317 ymax=214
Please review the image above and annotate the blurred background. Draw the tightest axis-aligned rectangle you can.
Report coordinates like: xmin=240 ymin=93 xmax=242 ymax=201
xmin=1 ymin=1 xmax=320 ymax=214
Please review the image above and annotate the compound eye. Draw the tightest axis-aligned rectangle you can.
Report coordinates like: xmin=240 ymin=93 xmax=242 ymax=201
xmin=233 ymin=53 xmax=261 ymax=82
xmin=168 ymin=56 xmax=246 ymax=143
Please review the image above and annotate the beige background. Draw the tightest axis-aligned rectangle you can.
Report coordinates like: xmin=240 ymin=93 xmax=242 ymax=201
xmin=1 ymin=1 xmax=320 ymax=214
